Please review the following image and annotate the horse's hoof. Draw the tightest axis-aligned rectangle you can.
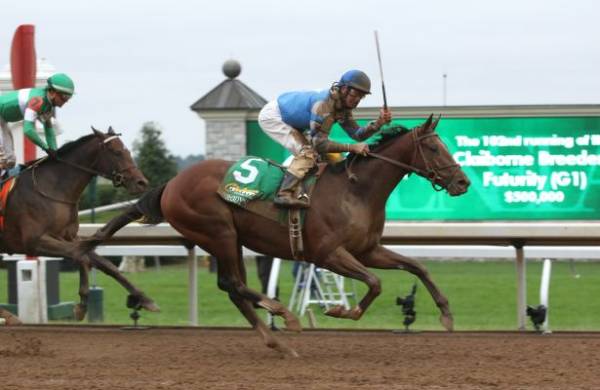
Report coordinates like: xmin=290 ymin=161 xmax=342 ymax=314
xmin=272 ymin=343 xmax=299 ymax=358
xmin=285 ymin=349 xmax=300 ymax=358
xmin=0 ymin=310 xmax=22 ymax=326
xmin=351 ymin=308 xmax=363 ymax=320
xmin=142 ymin=300 xmax=160 ymax=312
xmin=324 ymin=305 xmax=345 ymax=318
xmin=127 ymin=294 xmax=159 ymax=312
xmin=74 ymin=304 xmax=87 ymax=321
xmin=440 ymin=313 xmax=454 ymax=331
xmin=284 ymin=316 xmax=302 ymax=333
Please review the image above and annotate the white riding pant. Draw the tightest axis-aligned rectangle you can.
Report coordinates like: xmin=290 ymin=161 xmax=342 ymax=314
xmin=258 ymin=100 xmax=306 ymax=155
xmin=0 ymin=118 xmax=16 ymax=169
xmin=258 ymin=100 xmax=317 ymax=178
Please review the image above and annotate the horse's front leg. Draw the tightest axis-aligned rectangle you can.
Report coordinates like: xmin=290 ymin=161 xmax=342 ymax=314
xmin=318 ymin=246 xmax=382 ymax=320
xmin=74 ymin=262 xmax=90 ymax=321
xmin=87 ymin=251 xmax=159 ymax=312
xmin=364 ymin=245 xmax=453 ymax=331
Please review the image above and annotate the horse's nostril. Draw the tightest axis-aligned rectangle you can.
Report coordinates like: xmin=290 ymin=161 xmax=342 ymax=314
xmin=138 ymin=179 xmax=148 ymax=188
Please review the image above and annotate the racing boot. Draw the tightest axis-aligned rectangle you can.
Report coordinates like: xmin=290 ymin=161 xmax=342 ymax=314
xmin=274 ymin=171 xmax=310 ymax=209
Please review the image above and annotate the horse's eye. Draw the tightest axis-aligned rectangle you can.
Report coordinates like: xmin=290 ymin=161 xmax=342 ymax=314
xmin=427 ymin=144 xmax=439 ymax=153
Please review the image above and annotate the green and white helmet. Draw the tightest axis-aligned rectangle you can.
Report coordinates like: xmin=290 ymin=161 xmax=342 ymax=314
xmin=47 ymin=73 xmax=75 ymax=95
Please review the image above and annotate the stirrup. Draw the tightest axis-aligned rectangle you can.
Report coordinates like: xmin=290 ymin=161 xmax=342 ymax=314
xmin=274 ymin=194 xmax=309 ymax=209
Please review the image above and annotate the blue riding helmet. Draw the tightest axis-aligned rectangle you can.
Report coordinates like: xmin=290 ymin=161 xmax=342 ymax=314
xmin=339 ymin=70 xmax=371 ymax=94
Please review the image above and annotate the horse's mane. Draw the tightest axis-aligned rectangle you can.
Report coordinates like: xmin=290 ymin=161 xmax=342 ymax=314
xmin=368 ymin=125 xmax=411 ymax=150
xmin=342 ymin=125 xmax=411 ymax=161
xmin=58 ymin=133 xmax=97 ymax=154
xmin=23 ymin=133 xmax=98 ymax=167
xmin=328 ymin=125 xmax=411 ymax=174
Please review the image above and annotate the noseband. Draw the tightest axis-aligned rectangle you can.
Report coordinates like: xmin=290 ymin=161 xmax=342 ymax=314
xmin=347 ymin=130 xmax=462 ymax=191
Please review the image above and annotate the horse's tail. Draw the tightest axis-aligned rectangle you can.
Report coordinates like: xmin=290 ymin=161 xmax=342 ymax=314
xmin=79 ymin=184 xmax=167 ymax=254
xmin=135 ymin=183 xmax=166 ymax=225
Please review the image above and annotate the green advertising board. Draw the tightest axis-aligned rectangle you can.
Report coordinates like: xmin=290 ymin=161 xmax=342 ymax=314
xmin=247 ymin=116 xmax=600 ymax=220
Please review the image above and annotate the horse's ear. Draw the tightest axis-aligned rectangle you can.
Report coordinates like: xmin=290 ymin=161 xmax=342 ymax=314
xmin=432 ymin=114 xmax=442 ymax=131
xmin=91 ymin=126 xmax=102 ymax=136
xmin=422 ymin=114 xmax=434 ymax=133
xmin=108 ymin=126 xmax=116 ymax=135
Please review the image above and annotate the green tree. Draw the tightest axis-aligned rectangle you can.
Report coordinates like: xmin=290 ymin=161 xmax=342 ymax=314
xmin=133 ymin=122 xmax=178 ymax=188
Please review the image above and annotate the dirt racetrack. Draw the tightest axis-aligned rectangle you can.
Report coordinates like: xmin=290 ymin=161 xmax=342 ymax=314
xmin=1 ymin=326 xmax=599 ymax=390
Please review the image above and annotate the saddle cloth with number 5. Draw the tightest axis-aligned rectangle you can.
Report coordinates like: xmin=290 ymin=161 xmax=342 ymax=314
xmin=217 ymin=156 xmax=317 ymax=224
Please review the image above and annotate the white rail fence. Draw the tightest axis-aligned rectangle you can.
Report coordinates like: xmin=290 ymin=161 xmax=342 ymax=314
xmin=73 ymin=222 xmax=600 ymax=328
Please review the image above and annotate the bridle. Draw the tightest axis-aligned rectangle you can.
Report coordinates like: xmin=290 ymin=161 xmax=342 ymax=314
xmin=346 ymin=129 xmax=462 ymax=192
xmin=32 ymin=134 xmax=138 ymax=204
xmin=57 ymin=135 xmax=138 ymax=187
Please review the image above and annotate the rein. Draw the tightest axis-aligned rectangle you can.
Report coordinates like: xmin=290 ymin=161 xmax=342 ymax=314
xmin=366 ymin=151 xmax=427 ymax=176
xmin=345 ymin=129 xmax=461 ymax=192
xmin=32 ymin=135 xmax=135 ymax=204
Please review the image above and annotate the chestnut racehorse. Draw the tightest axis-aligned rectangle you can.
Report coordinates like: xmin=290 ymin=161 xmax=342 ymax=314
xmin=0 ymin=128 xmax=158 ymax=325
xmin=83 ymin=115 xmax=470 ymax=356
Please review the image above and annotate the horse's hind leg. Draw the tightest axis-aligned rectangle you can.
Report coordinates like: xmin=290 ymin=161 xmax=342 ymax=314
xmin=209 ymin=241 xmax=298 ymax=356
xmin=86 ymin=251 xmax=159 ymax=312
xmin=77 ymin=206 xmax=143 ymax=253
xmin=364 ymin=245 xmax=453 ymax=331
xmin=228 ymin=249 xmax=300 ymax=332
xmin=227 ymin=292 xmax=299 ymax=358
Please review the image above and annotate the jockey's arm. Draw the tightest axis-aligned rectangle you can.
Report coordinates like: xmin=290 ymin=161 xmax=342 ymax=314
xmin=43 ymin=121 xmax=58 ymax=150
xmin=340 ymin=109 xmax=390 ymax=141
xmin=23 ymin=120 xmax=50 ymax=151
xmin=311 ymin=129 xmax=354 ymax=154
xmin=23 ymin=98 xmax=50 ymax=150
xmin=310 ymin=112 xmax=353 ymax=154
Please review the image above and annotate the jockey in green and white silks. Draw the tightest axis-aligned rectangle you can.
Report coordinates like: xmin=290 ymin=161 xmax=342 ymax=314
xmin=0 ymin=73 xmax=74 ymax=170
xmin=258 ymin=69 xmax=392 ymax=208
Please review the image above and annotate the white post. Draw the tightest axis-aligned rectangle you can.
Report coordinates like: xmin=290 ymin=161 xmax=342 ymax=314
xmin=300 ymin=264 xmax=316 ymax=316
xmin=266 ymin=258 xmax=281 ymax=299
xmin=540 ymin=259 xmax=552 ymax=333
xmin=288 ymin=263 xmax=304 ymax=312
xmin=17 ymin=259 xmax=48 ymax=323
xmin=515 ymin=246 xmax=526 ymax=330
xmin=187 ymin=247 xmax=198 ymax=326
xmin=266 ymin=258 xmax=281 ymax=324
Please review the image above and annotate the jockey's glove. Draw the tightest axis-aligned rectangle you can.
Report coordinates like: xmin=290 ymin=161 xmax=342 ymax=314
xmin=44 ymin=148 xmax=58 ymax=160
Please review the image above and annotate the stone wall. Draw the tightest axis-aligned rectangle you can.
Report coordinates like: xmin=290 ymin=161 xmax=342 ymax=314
xmin=205 ymin=119 xmax=246 ymax=160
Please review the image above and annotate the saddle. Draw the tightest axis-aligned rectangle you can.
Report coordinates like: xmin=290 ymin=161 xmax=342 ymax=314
xmin=0 ymin=177 xmax=16 ymax=231
xmin=217 ymin=156 xmax=325 ymax=260
xmin=0 ymin=165 xmax=26 ymax=231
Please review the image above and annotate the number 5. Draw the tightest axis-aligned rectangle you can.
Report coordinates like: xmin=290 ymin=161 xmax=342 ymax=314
xmin=233 ymin=158 xmax=261 ymax=184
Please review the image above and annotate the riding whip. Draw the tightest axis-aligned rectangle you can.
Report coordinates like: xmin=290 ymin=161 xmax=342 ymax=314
xmin=374 ymin=30 xmax=388 ymax=110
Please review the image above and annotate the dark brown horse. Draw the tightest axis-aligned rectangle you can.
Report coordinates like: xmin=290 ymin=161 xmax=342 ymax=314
xmin=0 ymin=128 xmax=158 ymax=325
xmin=82 ymin=115 xmax=470 ymax=356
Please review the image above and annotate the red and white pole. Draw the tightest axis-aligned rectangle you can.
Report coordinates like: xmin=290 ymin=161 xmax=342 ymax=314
xmin=10 ymin=24 xmax=38 ymax=163
xmin=11 ymin=27 xmax=42 ymax=323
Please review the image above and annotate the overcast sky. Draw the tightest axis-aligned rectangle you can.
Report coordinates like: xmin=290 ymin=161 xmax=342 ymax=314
xmin=2 ymin=0 xmax=599 ymax=157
